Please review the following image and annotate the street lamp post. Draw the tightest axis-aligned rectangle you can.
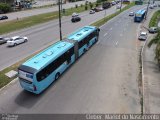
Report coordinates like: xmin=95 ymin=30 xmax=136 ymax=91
xmin=120 ymin=0 xmax=122 ymax=11
xmin=58 ymin=0 xmax=62 ymax=41
xmin=145 ymin=0 xmax=151 ymax=20
xmin=104 ymin=8 xmax=106 ymax=21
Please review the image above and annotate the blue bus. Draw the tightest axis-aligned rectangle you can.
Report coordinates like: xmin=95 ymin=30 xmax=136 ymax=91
xmin=18 ymin=26 xmax=100 ymax=94
xmin=67 ymin=26 xmax=100 ymax=57
xmin=134 ymin=9 xmax=146 ymax=22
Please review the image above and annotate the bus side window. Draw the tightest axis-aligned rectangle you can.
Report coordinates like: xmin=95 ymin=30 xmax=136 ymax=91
xmin=66 ymin=50 xmax=71 ymax=64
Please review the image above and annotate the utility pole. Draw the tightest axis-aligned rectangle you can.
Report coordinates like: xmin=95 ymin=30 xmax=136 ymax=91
xmin=145 ymin=0 xmax=151 ymax=20
xmin=104 ymin=8 xmax=107 ymax=21
xmin=120 ymin=0 xmax=122 ymax=11
xmin=61 ymin=0 xmax=63 ymax=13
xmin=58 ymin=0 xmax=62 ymax=41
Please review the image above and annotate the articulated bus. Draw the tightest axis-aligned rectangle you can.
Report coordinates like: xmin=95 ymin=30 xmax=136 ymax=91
xmin=18 ymin=26 xmax=100 ymax=94
xmin=134 ymin=9 xmax=146 ymax=22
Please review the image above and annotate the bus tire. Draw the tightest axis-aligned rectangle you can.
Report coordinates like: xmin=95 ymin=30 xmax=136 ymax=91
xmin=95 ymin=38 xmax=98 ymax=42
xmin=83 ymin=48 xmax=86 ymax=53
xmin=55 ymin=72 xmax=60 ymax=80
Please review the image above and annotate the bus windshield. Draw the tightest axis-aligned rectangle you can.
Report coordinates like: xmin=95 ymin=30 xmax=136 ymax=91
xmin=135 ymin=14 xmax=142 ymax=17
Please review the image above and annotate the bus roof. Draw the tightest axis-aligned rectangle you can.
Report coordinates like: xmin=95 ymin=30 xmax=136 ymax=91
xmin=22 ymin=41 xmax=73 ymax=71
xmin=136 ymin=9 xmax=146 ymax=15
xmin=67 ymin=26 xmax=97 ymax=42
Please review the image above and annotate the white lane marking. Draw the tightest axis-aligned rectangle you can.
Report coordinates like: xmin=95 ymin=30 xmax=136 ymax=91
xmin=115 ymin=41 xmax=118 ymax=46
xmin=110 ymin=28 xmax=113 ymax=30
xmin=120 ymin=34 xmax=123 ymax=37
xmin=104 ymin=33 xmax=108 ymax=36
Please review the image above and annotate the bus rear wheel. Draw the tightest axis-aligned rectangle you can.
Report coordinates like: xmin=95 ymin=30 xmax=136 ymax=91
xmin=55 ymin=72 xmax=60 ymax=80
xmin=83 ymin=48 xmax=86 ymax=53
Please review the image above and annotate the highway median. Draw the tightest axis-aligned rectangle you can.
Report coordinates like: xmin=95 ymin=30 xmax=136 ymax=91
xmin=0 ymin=3 xmax=94 ymax=35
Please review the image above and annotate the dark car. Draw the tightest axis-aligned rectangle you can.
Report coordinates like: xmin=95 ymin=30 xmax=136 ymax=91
xmin=71 ymin=16 xmax=81 ymax=22
xmin=0 ymin=15 xmax=8 ymax=20
xmin=92 ymin=8 xmax=101 ymax=12
xmin=0 ymin=37 xmax=10 ymax=44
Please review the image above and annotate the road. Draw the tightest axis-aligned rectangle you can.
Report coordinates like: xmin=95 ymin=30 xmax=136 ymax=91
xmin=0 ymin=5 xmax=125 ymax=71
xmin=0 ymin=0 xmax=96 ymax=22
xmin=0 ymin=5 xmax=147 ymax=115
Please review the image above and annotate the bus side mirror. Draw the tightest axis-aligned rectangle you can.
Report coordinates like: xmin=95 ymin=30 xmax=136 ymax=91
xmin=98 ymin=28 xmax=100 ymax=32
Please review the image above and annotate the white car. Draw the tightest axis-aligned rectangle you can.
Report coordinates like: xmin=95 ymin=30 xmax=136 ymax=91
xmin=7 ymin=36 xmax=28 ymax=46
xmin=153 ymin=4 xmax=157 ymax=7
xmin=89 ymin=10 xmax=95 ymax=14
xmin=138 ymin=32 xmax=147 ymax=41
xmin=72 ymin=12 xmax=79 ymax=17
xmin=149 ymin=5 xmax=154 ymax=9
xmin=116 ymin=5 xmax=121 ymax=9
xmin=129 ymin=12 xmax=134 ymax=16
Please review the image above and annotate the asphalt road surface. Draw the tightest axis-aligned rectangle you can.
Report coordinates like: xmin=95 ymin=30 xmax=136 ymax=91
xmin=0 ymin=5 xmax=147 ymax=114
xmin=0 ymin=4 xmax=125 ymax=71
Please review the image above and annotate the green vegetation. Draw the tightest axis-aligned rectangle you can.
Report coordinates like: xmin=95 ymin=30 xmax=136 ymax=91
xmin=0 ymin=3 xmax=94 ymax=34
xmin=91 ymin=2 xmax=135 ymax=27
xmin=148 ymin=10 xmax=160 ymax=66
xmin=0 ymin=2 xmax=135 ymax=89
xmin=0 ymin=12 xmax=59 ymax=34
xmin=149 ymin=10 xmax=160 ymax=28
xmin=0 ymin=3 xmax=11 ymax=13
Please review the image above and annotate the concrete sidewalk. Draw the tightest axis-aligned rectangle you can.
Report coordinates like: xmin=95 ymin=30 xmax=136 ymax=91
xmin=142 ymin=8 xmax=160 ymax=113
xmin=0 ymin=0 xmax=96 ymax=22
xmin=143 ymin=36 xmax=160 ymax=113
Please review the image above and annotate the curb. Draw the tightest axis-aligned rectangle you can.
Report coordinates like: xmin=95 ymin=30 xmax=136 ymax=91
xmin=141 ymin=36 xmax=147 ymax=114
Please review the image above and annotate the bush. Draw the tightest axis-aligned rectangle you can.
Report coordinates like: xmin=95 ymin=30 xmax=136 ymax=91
xmin=89 ymin=2 xmax=93 ymax=9
xmin=75 ymin=4 xmax=78 ymax=8
xmin=97 ymin=0 xmax=107 ymax=3
xmin=149 ymin=10 xmax=160 ymax=27
xmin=0 ymin=3 xmax=11 ymax=13
xmin=85 ymin=5 xmax=88 ymax=10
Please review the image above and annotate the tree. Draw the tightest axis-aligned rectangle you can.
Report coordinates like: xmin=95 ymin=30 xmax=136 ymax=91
xmin=85 ymin=5 xmax=88 ymax=10
xmin=0 ymin=3 xmax=11 ymax=13
xmin=75 ymin=4 xmax=78 ymax=8
xmin=89 ymin=2 xmax=93 ymax=9
xmin=155 ymin=42 xmax=160 ymax=69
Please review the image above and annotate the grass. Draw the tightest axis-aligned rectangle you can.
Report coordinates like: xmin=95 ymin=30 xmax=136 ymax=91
xmin=148 ymin=10 xmax=160 ymax=47
xmin=0 ymin=12 xmax=59 ymax=34
xmin=91 ymin=2 xmax=135 ymax=27
xmin=149 ymin=10 xmax=160 ymax=28
xmin=0 ymin=3 xmax=94 ymax=35
xmin=147 ymin=10 xmax=160 ymax=66
xmin=0 ymin=49 xmax=45 ymax=88
xmin=0 ymin=2 xmax=135 ymax=89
